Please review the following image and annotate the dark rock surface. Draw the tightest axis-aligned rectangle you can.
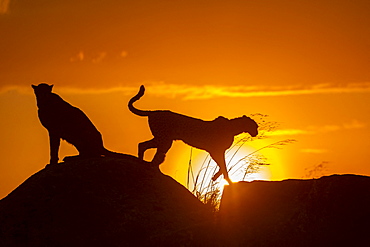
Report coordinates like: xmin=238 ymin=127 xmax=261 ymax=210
xmin=219 ymin=174 xmax=370 ymax=246
xmin=0 ymin=156 xmax=213 ymax=247
xmin=2 ymin=157 xmax=370 ymax=247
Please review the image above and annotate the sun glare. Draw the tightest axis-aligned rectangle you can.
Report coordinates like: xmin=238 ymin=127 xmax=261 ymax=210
xmin=219 ymin=148 xmax=271 ymax=188
xmin=189 ymin=144 xmax=272 ymax=196
xmin=226 ymin=147 xmax=270 ymax=177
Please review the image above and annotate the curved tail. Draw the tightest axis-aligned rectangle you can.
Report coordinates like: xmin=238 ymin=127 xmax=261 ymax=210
xmin=128 ymin=85 xmax=149 ymax=116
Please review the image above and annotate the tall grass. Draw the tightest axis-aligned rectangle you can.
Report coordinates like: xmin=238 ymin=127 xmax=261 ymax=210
xmin=186 ymin=114 xmax=295 ymax=211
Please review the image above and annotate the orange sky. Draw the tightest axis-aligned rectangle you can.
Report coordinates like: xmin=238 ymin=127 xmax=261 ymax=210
xmin=1 ymin=0 xmax=370 ymax=199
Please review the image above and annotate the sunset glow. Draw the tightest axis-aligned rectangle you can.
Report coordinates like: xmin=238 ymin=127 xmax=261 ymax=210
xmin=1 ymin=0 xmax=370 ymax=199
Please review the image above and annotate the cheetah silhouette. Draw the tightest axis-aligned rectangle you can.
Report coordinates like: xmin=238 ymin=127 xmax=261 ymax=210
xmin=32 ymin=83 xmax=126 ymax=165
xmin=128 ymin=85 xmax=258 ymax=184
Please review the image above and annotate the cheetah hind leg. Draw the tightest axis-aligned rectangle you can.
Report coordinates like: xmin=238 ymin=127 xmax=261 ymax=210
xmin=150 ymin=139 xmax=173 ymax=166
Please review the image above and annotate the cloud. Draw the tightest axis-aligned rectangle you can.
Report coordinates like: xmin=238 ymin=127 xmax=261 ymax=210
xmin=268 ymin=120 xmax=366 ymax=137
xmin=343 ymin=119 xmax=366 ymax=129
xmin=0 ymin=0 xmax=10 ymax=14
xmin=70 ymin=51 xmax=84 ymax=62
xmin=309 ymin=120 xmax=366 ymax=132
xmin=115 ymin=82 xmax=370 ymax=100
xmin=267 ymin=129 xmax=312 ymax=136
xmin=120 ymin=51 xmax=128 ymax=58
xmin=92 ymin=52 xmax=107 ymax=63
xmin=4 ymin=82 xmax=370 ymax=100
xmin=69 ymin=51 xmax=109 ymax=63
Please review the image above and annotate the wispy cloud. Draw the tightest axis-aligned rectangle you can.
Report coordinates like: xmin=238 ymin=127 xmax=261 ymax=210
xmin=92 ymin=52 xmax=107 ymax=63
xmin=70 ymin=51 xmax=84 ymax=62
xmin=268 ymin=120 xmax=366 ymax=137
xmin=0 ymin=0 xmax=10 ymax=14
xmin=266 ymin=129 xmax=311 ymax=136
xmin=120 ymin=51 xmax=128 ymax=58
xmin=4 ymin=82 xmax=370 ymax=99
xmin=70 ymin=51 xmax=109 ymax=63
xmin=343 ymin=119 xmax=366 ymax=129
xmin=121 ymin=82 xmax=370 ymax=100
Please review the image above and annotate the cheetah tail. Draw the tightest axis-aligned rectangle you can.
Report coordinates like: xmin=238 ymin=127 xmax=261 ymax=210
xmin=128 ymin=85 xmax=149 ymax=116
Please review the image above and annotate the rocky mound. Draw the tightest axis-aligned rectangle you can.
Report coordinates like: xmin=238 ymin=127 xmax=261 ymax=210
xmin=219 ymin=174 xmax=370 ymax=246
xmin=0 ymin=156 xmax=213 ymax=247
xmin=2 ymin=157 xmax=370 ymax=247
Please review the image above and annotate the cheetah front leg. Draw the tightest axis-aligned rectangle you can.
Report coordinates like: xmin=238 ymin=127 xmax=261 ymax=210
xmin=210 ymin=151 xmax=232 ymax=185
xmin=48 ymin=132 xmax=60 ymax=165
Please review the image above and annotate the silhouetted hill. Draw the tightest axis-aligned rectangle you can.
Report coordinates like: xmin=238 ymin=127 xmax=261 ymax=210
xmin=219 ymin=174 xmax=370 ymax=246
xmin=0 ymin=156 xmax=213 ymax=247
xmin=2 ymin=158 xmax=370 ymax=247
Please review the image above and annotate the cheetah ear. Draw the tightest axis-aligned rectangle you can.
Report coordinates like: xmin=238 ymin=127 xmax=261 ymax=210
xmin=31 ymin=84 xmax=36 ymax=89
